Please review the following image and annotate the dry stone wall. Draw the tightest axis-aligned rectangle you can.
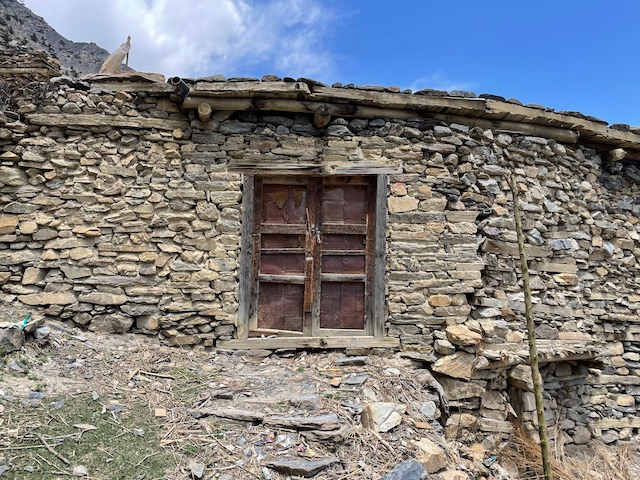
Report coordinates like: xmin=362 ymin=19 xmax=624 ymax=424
xmin=1 ymin=73 xmax=640 ymax=447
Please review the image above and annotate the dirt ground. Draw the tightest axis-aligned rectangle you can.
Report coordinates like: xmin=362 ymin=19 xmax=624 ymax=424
xmin=1 ymin=310 xmax=639 ymax=480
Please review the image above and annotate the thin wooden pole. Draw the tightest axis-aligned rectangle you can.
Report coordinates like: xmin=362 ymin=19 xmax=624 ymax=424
xmin=509 ymin=174 xmax=554 ymax=480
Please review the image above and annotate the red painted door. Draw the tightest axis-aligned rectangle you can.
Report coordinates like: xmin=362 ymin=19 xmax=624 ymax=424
xmin=252 ymin=176 xmax=375 ymax=337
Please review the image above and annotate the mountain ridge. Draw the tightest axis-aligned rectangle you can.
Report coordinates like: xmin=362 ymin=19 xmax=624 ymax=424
xmin=0 ymin=0 xmax=111 ymax=77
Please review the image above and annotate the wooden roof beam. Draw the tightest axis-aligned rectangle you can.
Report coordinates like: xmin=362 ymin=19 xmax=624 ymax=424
xmin=184 ymin=96 xmax=580 ymax=144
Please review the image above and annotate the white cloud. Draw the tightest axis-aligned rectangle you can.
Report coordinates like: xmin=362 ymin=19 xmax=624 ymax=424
xmin=407 ymin=71 xmax=477 ymax=93
xmin=23 ymin=0 xmax=336 ymax=79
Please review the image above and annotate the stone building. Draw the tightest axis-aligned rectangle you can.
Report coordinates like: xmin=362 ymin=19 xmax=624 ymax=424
xmin=1 ymin=51 xmax=640 ymax=448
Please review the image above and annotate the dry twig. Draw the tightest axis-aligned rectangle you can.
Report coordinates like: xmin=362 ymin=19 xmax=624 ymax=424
xmin=36 ymin=433 xmax=70 ymax=465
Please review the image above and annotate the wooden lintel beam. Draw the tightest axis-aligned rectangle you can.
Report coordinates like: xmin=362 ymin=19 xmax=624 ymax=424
xmin=310 ymin=85 xmax=487 ymax=112
xmin=427 ymin=112 xmax=580 ymax=144
xmin=485 ymin=99 xmax=640 ymax=146
xmin=88 ymin=82 xmax=175 ymax=94
xmin=192 ymin=81 xmax=311 ymax=98
xmin=26 ymin=113 xmax=189 ymax=131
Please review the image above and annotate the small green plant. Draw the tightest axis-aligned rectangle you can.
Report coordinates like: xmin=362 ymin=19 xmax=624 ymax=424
xmin=182 ymin=443 xmax=199 ymax=455
xmin=33 ymin=382 xmax=46 ymax=392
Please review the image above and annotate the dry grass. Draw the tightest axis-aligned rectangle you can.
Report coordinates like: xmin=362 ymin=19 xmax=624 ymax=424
xmin=503 ymin=426 xmax=640 ymax=480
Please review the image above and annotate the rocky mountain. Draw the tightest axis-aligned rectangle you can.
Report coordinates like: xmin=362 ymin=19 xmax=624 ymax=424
xmin=0 ymin=0 xmax=110 ymax=76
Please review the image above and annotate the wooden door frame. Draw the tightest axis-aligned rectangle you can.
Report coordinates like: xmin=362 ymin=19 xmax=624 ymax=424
xmin=232 ymin=173 xmax=392 ymax=348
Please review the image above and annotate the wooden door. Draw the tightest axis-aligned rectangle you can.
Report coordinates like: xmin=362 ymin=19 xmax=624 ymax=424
xmin=251 ymin=176 xmax=376 ymax=337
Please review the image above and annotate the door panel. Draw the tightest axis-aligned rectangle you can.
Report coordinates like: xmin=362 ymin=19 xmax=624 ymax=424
xmin=319 ymin=282 xmax=366 ymax=330
xmin=321 ymin=255 xmax=366 ymax=274
xmin=258 ymin=283 xmax=304 ymax=332
xmin=253 ymin=176 xmax=375 ymax=337
xmin=262 ymin=184 xmax=308 ymax=224
xmin=260 ymin=253 xmax=306 ymax=275
xmin=322 ymin=186 xmax=368 ymax=224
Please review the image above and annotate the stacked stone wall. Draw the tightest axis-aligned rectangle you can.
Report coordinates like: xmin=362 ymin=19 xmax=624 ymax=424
xmin=1 ymin=77 xmax=640 ymax=447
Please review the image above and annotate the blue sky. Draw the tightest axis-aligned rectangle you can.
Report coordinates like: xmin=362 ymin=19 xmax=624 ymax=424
xmin=24 ymin=0 xmax=640 ymax=125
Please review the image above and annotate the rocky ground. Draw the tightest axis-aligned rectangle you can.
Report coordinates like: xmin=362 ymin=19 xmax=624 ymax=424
xmin=0 ymin=307 xmax=518 ymax=480
xmin=1 ymin=310 xmax=639 ymax=480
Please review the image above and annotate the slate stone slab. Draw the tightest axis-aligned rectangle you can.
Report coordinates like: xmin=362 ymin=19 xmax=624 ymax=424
xmin=381 ymin=460 xmax=427 ymax=480
xmin=263 ymin=413 xmax=340 ymax=431
xmin=266 ymin=457 xmax=339 ymax=477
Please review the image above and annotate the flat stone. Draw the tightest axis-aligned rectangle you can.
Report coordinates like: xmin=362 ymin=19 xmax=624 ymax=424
xmin=325 ymin=125 xmax=352 ymax=136
xmin=413 ymin=437 xmax=448 ymax=473
xmin=616 ymin=394 xmax=635 ymax=406
xmin=445 ymin=413 xmax=479 ymax=436
xmin=334 ymin=356 xmax=368 ymax=366
xmin=78 ymin=292 xmax=127 ymax=305
xmin=342 ymin=374 xmax=369 ymax=385
xmin=61 ymin=266 xmax=92 ymax=279
xmin=0 ymin=215 xmax=19 ymax=234
xmin=445 ymin=325 xmax=482 ymax=346
xmin=419 ymin=401 xmax=439 ymax=419
xmin=432 ymin=352 xmax=476 ymax=380
xmin=553 ymin=273 xmax=579 ymax=285
xmin=434 ymin=339 xmax=456 ymax=355
xmin=440 ymin=378 xmax=486 ymax=400
xmin=199 ymin=408 xmax=264 ymax=423
xmin=89 ymin=314 xmax=133 ymax=334
xmin=289 ymin=394 xmax=321 ymax=411
xmin=0 ymin=166 xmax=28 ymax=186
xmin=135 ymin=316 xmax=159 ymax=331
xmin=19 ymin=292 xmax=76 ymax=306
xmin=72 ymin=226 xmax=101 ymax=237
xmin=0 ymin=327 xmax=25 ymax=353
xmin=219 ymin=123 xmax=255 ymax=134
xmin=72 ymin=465 xmax=88 ymax=476
xmin=302 ymin=426 xmax=348 ymax=442
xmin=380 ymin=460 xmax=427 ymax=480
xmin=188 ymin=459 xmax=205 ymax=479
xmin=428 ymin=295 xmax=452 ymax=307
xmin=361 ymin=402 xmax=406 ymax=432
xmin=266 ymin=458 xmax=339 ymax=478
xmin=21 ymin=267 xmax=46 ymax=285
xmin=572 ymin=425 xmax=591 ymax=445
xmin=33 ymin=229 xmax=58 ymax=241
xmin=509 ymin=365 xmax=533 ymax=391
xmin=440 ymin=470 xmax=470 ymax=480
xmin=388 ymin=196 xmax=418 ymax=213
xmin=264 ymin=413 xmax=340 ymax=431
